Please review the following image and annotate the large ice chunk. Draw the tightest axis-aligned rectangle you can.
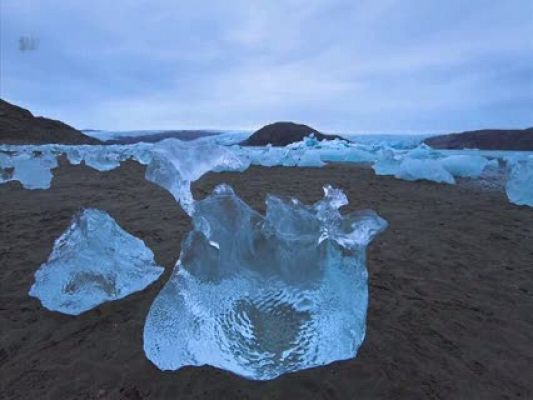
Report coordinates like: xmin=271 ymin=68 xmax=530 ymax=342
xmin=82 ymin=146 xmax=122 ymax=171
xmin=144 ymin=184 xmax=387 ymax=380
xmin=29 ymin=209 xmax=164 ymax=315
xmin=506 ymin=157 xmax=533 ymax=206
xmin=0 ymin=152 xmax=15 ymax=183
xmin=7 ymin=150 xmax=58 ymax=189
xmin=395 ymin=158 xmax=455 ymax=184
xmin=372 ymin=149 xmax=402 ymax=176
xmin=439 ymin=155 xmax=491 ymax=178
xmin=290 ymin=148 xmax=325 ymax=167
xmin=405 ymin=143 xmax=437 ymax=159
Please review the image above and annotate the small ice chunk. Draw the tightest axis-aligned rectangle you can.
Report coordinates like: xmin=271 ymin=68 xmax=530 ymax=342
xmin=144 ymin=185 xmax=387 ymax=380
xmin=29 ymin=209 xmax=164 ymax=315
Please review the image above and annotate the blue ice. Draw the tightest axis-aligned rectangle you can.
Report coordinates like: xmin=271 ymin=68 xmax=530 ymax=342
xmin=143 ymin=184 xmax=387 ymax=380
xmin=29 ymin=208 xmax=164 ymax=315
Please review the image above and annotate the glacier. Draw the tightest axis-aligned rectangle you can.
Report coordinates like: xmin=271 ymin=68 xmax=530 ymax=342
xmin=29 ymin=208 xmax=164 ymax=315
xmin=143 ymin=184 xmax=388 ymax=380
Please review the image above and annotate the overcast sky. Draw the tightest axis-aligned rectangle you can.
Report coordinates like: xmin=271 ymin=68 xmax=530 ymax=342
xmin=1 ymin=0 xmax=532 ymax=133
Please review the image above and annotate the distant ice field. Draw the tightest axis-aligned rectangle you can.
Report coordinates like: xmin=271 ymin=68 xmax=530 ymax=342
xmin=1 ymin=132 xmax=532 ymax=207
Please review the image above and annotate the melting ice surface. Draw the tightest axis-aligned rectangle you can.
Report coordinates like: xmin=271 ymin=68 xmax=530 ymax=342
xmin=143 ymin=184 xmax=387 ymax=380
xmin=395 ymin=158 xmax=456 ymax=184
xmin=0 ymin=143 xmax=154 ymax=189
xmin=29 ymin=209 xmax=164 ymax=315
xmin=0 ymin=149 xmax=58 ymax=189
xmin=372 ymin=145 xmax=497 ymax=184
xmin=145 ymin=139 xmax=250 ymax=214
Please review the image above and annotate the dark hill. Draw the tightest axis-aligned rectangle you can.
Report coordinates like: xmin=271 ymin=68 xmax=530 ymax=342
xmin=424 ymin=128 xmax=533 ymax=151
xmin=0 ymin=99 xmax=101 ymax=145
xmin=240 ymin=122 xmax=346 ymax=146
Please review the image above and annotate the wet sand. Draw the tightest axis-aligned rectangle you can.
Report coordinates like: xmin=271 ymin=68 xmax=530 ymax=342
xmin=1 ymin=159 xmax=532 ymax=399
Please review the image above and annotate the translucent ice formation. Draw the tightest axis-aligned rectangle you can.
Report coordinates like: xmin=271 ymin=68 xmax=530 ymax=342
xmin=145 ymin=139 xmax=250 ymax=214
xmin=439 ymin=155 xmax=492 ymax=178
xmin=67 ymin=144 xmax=154 ymax=171
xmin=144 ymin=184 xmax=387 ymax=380
xmin=372 ymin=149 xmax=402 ymax=176
xmin=4 ymin=150 xmax=58 ymax=189
xmin=1 ymin=140 xmax=530 ymax=208
xmin=506 ymin=157 xmax=533 ymax=206
xmin=0 ymin=143 xmax=157 ymax=189
xmin=404 ymin=143 xmax=437 ymax=159
xmin=29 ymin=208 xmax=164 ymax=315
xmin=0 ymin=152 xmax=15 ymax=183
xmin=372 ymin=147 xmax=497 ymax=184
xmin=395 ymin=158 xmax=455 ymax=184
xmin=82 ymin=147 xmax=122 ymax=171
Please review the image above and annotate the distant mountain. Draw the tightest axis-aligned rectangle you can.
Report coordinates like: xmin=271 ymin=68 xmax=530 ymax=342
xmin=240 ymin=122 xmax=347 ymax=146
xmin=103 ymin=130 xmax=222 ymax=144
xmin=424 ymin=128 xmax=533 ymax=151
xmin=0 ymin=99 xmax=101 ymax=145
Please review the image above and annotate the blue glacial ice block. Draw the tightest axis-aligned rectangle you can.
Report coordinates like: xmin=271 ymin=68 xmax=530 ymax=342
xmin=395 ymin=158 xmax=455 ymax=184
xmin=0 ymin=152 xmax=15 ymax=183
xmin=29 ymin=209 xmax=164 ymax=315
xmin=506 ymin=157 xmax=533 ymax=207
xmin=439 ymin=155 xmax=492 ymax=178
xmin=1 ymin=149 xmax=58 ymax=189
xmin=82 ymin=145 xmax=122 ymax=171
xmin=144 ymin=184 xmax=387 ymax=380
xmin=145 ymin=139 xmax=250 ymax=214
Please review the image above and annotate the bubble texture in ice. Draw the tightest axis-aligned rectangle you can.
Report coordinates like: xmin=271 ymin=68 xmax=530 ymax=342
xmin=143 ymin=184 xmax=387 ymax=380
xmin=29 ymin=209 xmax=164 ymax=315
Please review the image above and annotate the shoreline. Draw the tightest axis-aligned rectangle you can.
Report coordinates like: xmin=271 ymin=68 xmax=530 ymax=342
xmin=1 ymin=161 xmax=532 ymax=399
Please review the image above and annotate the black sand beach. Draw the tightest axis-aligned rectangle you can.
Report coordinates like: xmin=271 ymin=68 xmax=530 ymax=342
xmin=1 ymin=159 xmax=532 ymax=399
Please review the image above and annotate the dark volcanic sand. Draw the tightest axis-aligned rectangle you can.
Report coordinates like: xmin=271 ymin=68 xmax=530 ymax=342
xmin=1 ymin=160 xmax=532 ymax=399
